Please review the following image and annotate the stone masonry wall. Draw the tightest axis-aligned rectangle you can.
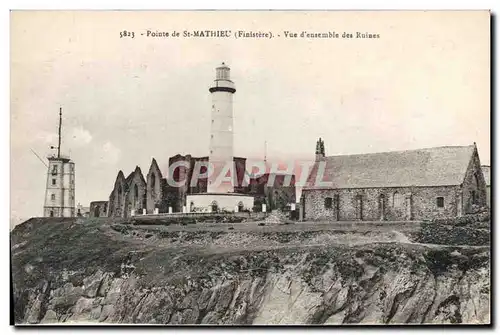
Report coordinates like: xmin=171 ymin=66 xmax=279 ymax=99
xmin=89 ymin=202 xmax=108 ymax=218
xmin=108 ymin=178 xmax=126 ymax=218
xmin=303 ymin=185 xmax=460 ymax=221
xmin=146 ymin=169 xmax=163 ymax=214
xmin=125 ymin=174 xmax=147 ymax=216
xmin=461 ymin=148 xmax=488 ymax=214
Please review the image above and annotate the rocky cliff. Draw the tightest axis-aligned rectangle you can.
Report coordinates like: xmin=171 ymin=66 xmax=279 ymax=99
xmin=11 ymin=218 xmax=490 ymax=325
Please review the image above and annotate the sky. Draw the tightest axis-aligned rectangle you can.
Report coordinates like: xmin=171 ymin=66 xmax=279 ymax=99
xmin=10 ymin=11 xmax=490 ymax=226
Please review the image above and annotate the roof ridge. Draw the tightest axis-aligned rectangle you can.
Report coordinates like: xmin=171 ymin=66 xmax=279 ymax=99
xmin=325 ymin=144 xmax=474 ymax=159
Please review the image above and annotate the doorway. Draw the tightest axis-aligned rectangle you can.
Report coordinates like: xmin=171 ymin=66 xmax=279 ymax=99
xmin=378 ymin=194 xmax=385 ymax=221
xmin=356 ymin=194 xmax=363 ymax=220
xmin=334 ymin=194 xmax=340 ymax=221
xmin=211 ymin=201 xmax=218 ymax=213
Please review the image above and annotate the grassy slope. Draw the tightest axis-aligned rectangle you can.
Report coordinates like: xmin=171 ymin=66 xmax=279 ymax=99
xmin=11 ymin=217 xmax=488 ymax=287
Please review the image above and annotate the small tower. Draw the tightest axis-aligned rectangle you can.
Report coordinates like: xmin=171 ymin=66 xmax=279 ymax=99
xmin=208 ymin=62 xmax=236 ymax=193
xmin=43 ymin=107 xmax=75 ymax=217
xmin=315 ymin=138 xmax=325 ymax=161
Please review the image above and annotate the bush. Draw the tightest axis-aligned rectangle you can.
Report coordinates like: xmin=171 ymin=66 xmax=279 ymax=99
xmin=431 ymin=209 xmax=490 ymax=227
xmin=414 ymin=209 xmax=491 ymax=246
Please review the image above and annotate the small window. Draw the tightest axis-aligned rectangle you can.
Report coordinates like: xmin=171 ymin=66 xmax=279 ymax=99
xmin=52 ymin=179 xmax=56 ymax=185
xmin=324 ymin=197 xmax=333 ymax=209
xmin=51 ymin=194 xmax=55 ymax=201
xmin=436 ymin=197 xmax=444 ymax=208
xmin=51 ymin=165 xmax=58 ymax=175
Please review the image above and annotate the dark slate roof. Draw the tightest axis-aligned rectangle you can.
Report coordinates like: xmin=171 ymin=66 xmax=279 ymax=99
xmin=481 ymin=166 xmax=491 ymax=186
xmin=305 ymin=145 xmax=475 ymax=190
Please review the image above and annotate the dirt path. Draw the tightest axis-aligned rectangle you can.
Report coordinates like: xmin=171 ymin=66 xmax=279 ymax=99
xmin=103 ymin=221 xmax=489 ymax=258
xmin=163 ymin=240 xmax=490 ymax=258
xmin=127 ymin=220 xmax=422 ymax=234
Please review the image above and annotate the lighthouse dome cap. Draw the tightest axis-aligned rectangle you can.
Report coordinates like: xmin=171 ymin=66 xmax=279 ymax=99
xmin=217 ymin=62 xmax=230 ymax=69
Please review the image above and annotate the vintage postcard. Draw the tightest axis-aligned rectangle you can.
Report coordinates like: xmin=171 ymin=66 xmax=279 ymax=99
xmin=10 ymin=10 xmax=491 ymax=325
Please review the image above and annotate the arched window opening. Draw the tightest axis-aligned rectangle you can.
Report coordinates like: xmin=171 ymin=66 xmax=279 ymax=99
xmin=474 ymin=172 xmax=479 ymax=186
xmin=173 ymin=166 xmax=181 ymax=182
xmin=151 ymin=173 xmax=156 ymax=190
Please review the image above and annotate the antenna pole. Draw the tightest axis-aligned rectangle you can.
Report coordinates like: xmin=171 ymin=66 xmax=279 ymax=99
xmin=58 ymin=107 xmax=62 ymax=158
xmin=264 ymin=140 xmax=267 ymax=163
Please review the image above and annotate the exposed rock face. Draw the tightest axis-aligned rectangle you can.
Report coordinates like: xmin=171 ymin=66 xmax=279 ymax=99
xmin=11 ymin=218 xmax=490 ymax=325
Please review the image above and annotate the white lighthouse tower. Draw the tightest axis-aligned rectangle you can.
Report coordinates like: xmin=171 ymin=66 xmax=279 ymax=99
xmin=186 ymin=63 xmax=254 ymax=212
xmin=43 ymin=108 xmax=75 ymax=217
xmin=208 ymin=62 xmax=236 ymax=193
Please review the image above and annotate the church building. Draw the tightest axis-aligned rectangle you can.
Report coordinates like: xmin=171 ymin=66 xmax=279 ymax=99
xmin=302 ymin=139 xmax=487 ymax=221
